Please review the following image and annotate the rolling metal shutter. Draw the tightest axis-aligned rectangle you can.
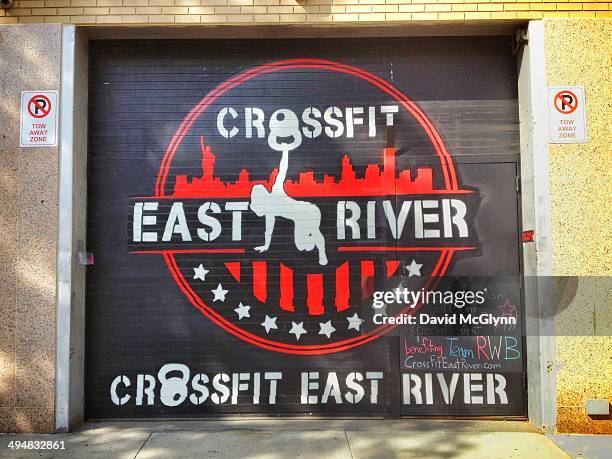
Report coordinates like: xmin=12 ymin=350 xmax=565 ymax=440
xmin=86 ymin=37 xmax=525 ymax=418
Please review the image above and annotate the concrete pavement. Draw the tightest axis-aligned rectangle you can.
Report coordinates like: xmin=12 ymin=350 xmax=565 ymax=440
xmin=0 ymin=419 xmax=577 ymax=458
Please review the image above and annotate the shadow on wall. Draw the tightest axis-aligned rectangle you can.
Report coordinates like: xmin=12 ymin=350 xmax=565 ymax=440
xmin=0 ymin=24 xmax=61 ymax=433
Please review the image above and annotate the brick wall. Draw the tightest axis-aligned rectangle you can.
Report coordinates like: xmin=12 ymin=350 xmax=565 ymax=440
xmin=1 ymin=0 xmax=610 ymax=25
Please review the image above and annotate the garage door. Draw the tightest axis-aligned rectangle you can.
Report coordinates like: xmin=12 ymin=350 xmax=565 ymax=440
xmin=86 ymin=37 xmax=526 ymax=418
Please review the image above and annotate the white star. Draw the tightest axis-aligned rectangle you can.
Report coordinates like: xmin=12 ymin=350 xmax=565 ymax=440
xmin=211 ymin=283 xmax=228 ymax=302
xmin=289 ymin=322 xmax=307 ymax=340
xmin=347 ymin=313 xmax=364 ymax=331
xmin=261 ymin=315 xmax=278 ymax=333
xmin=405 ymin=259 xmax=423 ymax=277
xmin=318 ymin=321 xmax=336 ymax=338
xmin=193 ymin=264 xmax=209 ymax=281
xmin=234 ymin=302 xmax=250 ymax=320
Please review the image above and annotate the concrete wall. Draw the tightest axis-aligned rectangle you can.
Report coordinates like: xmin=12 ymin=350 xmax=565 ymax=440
xmin=0 ymin=24 xmax=62 ymax=433
xmin=0 ymin=0 xmax=610 ymax=25
xmin=544 ymin=19 xmax=612 ymax=434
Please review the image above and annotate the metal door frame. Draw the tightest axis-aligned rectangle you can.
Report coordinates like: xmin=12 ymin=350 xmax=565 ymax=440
xmin=55 ymin=22 xmax=556 ymax=432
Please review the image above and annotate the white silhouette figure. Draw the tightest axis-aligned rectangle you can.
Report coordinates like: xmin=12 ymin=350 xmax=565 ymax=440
xmin=250 ymin=109 xmax=328 ymax=266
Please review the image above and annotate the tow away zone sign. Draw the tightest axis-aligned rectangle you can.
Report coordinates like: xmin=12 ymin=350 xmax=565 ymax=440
xmin=20 ymin=91 xmax=58 ymax=147
xmin=548 ymin=86 xmax=587 ymax=144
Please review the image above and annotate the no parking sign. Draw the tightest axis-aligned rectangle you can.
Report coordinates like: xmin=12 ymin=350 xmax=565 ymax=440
xmin=20 ymin=90 xmax=58 ymax=147
xmin=548 ymin=86 xmax=587 ymax=144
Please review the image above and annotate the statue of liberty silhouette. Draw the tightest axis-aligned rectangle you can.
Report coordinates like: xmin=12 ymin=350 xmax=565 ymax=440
xmin=249 ymin=109 xmax=328 ymax=266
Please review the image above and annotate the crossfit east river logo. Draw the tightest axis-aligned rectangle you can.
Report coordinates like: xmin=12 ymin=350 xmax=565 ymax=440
xmin=128 ymin=59 xmax=480 ymax=354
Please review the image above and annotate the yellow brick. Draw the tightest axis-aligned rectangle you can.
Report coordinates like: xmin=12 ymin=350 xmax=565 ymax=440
xmin=515 ymin=10 xmax=543 ymax=17
xmin=280 ymin=0 xmax=298 ymax=4
xmin=596 ymin=10 xmax=612 ymax=16
xmin=306 ymin=13 xmax=333 ymax=21
xmin=558 ymin=3 xmax=584 ymax=10
xmin=504 ymin=4 xmax=530 ymax=10
xmin=109 ymin=7 xmax=135 ymax=14
xmin=227 ymin=10 xmax=253 ymax=18
xmin=200 ymin=13 xmax=228 ymax=21
xmin=330 ymin=6 xmax=345 ymax=13
xmin=491 ymin=11 xmax=518 ymax=18
xmin=280 ymin=13 xmax=305 ymax=21
xmin=228 ymin=0 xmax=253 ymax=5
xmin=189 ymin=6 xmax=215 ymax=13
xmin=45 ymin=15 xmax=72 ymax=22
xmin=71 ymin=15 xmax=97 ymax=22
xmin=491 ymin=0 xmax=512 ymax=3
xmin=136 ymin=6 xmax=162 ymax=13
xmin=57 ymin=7 xmax=83 ymax=14
xmin=123 ymin=0 xmax=148 ymax=6
xmin=359 ymin=12 xmax=385 ymax=20
xmin=529 ymin=3 xmax=557 ymax=10
xmin=346 ymin=5 xmax=372 ymax=12
xmin=385 ymin=12 xmax=412 ymax=19
xmin=358 ymin=0 xmax=385 ymax=4
xmin=45 ymin=0 xmax=70 ymax=6
xmin=254 ymin=0 xmax=279 ymax=5
xmin=452 ymin=4 xmax=477 ymax=11
xmin=464 ymin=11 xmax=492 ymax=18
xmin=542 ymin=11 xmax=571 ymax=16
xmin=478 ymin=4 xmax=504 ymax=11
xmin=175 ymin=0 xmax=201 ymax=6
xmin=84 ymin=7 xmax=110 ymax=14
xmin=174 ymin=13 xmax=200 ymax=21
xmin=6 ymin=8 xmax=31 ymax=15
xmin=267 ymin=5 xmax=293 ymax=13
xmin=584 ymin=2 xmax=608 ymax=9
xmin=149 ymin=0 xmax=175 ymax=6
xmin=399 ymin=5 xmax=424 ymax=12
xmin=18 ymin=16 xmax=42 ymax=22
xmin=70 ymin=0 xmax=96 ymax=6
xmin=162 ymin=6 xmax=188 ymax=13
xmin=372 ymin=5 xmax=398 ymax=12
xmin=253 ymin=13 xmax=280 ymax=20
xmin=569 ymin=10 xmax=597 ymax=16
xmin=95 ymin=14 xmax=123 ymax=22
xmin=242 ymin=6 xmax=267 ymax=13
xmin=425 ymin=4 xmax=451 ymax=12
xmin=149 ymin=14 xmax=177 ymax=21
xmin=32 ymin=8 xmax=55 ymax=14
xmin=411 ymin=12 xmax=438 ymax=19
xmin=332 ymin=13 xmax=359 ymax=20
xmin=96 ymin=0 xmax=122 ymax=6
xmin=18 ymin=1 xmax=44 ymax=7
xmin=438 ymin=11 xmax=465 ymax=19
xmin=214 ymin=6 xmax=241 ymax=13
xmin=0 ymin=17 xmax=19 ymax=23
xmin=292 ymin=4 xmax=314 ymax=13
xmin=121 ymin=14 xmax=149 ymax=21
xmin=227 ymin=14 xmax=253 ymax=23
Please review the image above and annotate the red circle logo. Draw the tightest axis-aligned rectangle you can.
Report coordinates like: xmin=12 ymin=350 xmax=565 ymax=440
xmin=154 ymin=59 xmax=473 ymax=354
xmin=27 ymin=94 xmax=52 ymax=119
xmin=554 ymin=90 xmax=578 ymax=114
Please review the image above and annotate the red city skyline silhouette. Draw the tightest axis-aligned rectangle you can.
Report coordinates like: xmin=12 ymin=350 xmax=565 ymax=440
xmin=173 ymin=138 xmax=461 ymax=198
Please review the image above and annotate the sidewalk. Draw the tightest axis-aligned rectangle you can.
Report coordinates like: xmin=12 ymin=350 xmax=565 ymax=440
xmin=0 ymin=419 xmax=582 ymax=459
